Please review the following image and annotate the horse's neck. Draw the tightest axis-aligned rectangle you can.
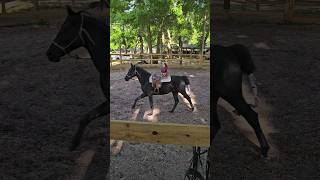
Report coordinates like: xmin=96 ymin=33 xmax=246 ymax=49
xmin=137 ymin=68 xmax=150 ymax=85
xmin=83 ymin=15 xmax=108 ymax=76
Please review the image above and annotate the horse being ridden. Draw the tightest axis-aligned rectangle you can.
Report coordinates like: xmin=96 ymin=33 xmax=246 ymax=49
xmin=125 ymin=64 xmax=194 ymax=115
xmin=46 ymin=6 xmax=109 ymax=150
xmin=211 ymin=44 xmax=270 ymax=157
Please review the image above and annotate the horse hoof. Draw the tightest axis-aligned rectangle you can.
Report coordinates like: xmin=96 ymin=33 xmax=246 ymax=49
xmin=169 ymin=110 xmax=174 ymax=113
xmin=190 ymin=107 xmax=194 ymax=111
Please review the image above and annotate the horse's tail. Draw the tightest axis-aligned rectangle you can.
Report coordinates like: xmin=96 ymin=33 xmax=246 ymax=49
xmin=230 ymin=44 xmax=255 ymax=74
xmin=182 ymin=75 xmax=190 ymax=85
xmin=182 ymin=76 xmax=191 ymax=94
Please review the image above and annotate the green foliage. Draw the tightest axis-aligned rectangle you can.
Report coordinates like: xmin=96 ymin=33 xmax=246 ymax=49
xmin=110 ymin=0 xmax=209 ymax=52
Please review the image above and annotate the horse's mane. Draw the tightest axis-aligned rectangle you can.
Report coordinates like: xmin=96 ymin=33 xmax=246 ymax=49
xmin=135 ymin=66 xmax=151 ymax=75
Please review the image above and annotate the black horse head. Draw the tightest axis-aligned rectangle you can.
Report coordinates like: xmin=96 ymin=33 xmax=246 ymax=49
xmin=46 ymin=6 xmax=86 ymax=62
xmin=125 ymin=63 xmax=138 ymax=81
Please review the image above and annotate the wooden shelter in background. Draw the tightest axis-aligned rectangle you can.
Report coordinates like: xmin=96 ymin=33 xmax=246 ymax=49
xmin=217 ymin=0 xmax=320 ymax=24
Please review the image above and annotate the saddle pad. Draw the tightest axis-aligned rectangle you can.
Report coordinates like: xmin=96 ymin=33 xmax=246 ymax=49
xmin=149 ymin=75 xmax=171 ymax=83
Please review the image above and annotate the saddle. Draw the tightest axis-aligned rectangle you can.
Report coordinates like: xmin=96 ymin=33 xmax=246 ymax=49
xmin=150 ymin=74 xmax=171 ymax=91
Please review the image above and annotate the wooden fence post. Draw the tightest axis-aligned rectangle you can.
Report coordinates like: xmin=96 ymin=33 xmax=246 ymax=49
xmin=284 ymin=0 xmax=295 ymax=21
xmin=256 ymin=0 xmax=260 ymax=11
xmin=1 ymin=0 xmax=6 ymax=14
xmin=224 ymin=0 xmax=230 ymax=10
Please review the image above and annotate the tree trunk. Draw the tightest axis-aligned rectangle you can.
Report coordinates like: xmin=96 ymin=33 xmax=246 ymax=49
xmin=138 ymin=36 xmax=143 ymax=54
xmin=156 ymin=31 xmax=162 ymax=54
xmin=200 ymin=12 xmax=208 ymax=63
xmin=146 ymin=25 xmax=154 ymax=63
xmin=147 ymin=25 xmax=152 ymax=54
xmin=224 ymin=0 xmax=230 ymax=10
xmin=179 ymin=36 xmax=183 ymax=64
xmin=167 ymin=29 xmax=172 ymax=60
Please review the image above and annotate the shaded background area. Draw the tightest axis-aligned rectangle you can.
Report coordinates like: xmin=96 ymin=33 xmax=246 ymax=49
xmin=0 ymin=7 xmax=108 ymax=180
xmin=110 ymin=68 xmax=210 ymax=179
xmin=211 ymin=20 xmax=320 ymax=179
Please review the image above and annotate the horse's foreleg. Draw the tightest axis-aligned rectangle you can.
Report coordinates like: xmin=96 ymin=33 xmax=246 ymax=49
xmin=211 ymin=96 xmax=221 ymax=143
xmin=169 ymin=91 xmax=179 ymax=113
xmin=227 ymin=96 xmax=269 ymax=157
xmin=70 ymin=101 xmax=109 ymax=151
xmin=147 ymin=95 xmax=154 ymax=115
xmin=132 ymin=93 xmax=147 ymax=109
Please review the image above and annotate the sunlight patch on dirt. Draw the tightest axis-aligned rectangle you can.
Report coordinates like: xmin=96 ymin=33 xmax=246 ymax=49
xmin=143 ymin=108 xmax=160 ymax=122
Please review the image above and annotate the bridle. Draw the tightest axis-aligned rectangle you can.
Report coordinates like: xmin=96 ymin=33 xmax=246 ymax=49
xmin=126 ymin=66 xmax=141 ymax=79
xmin=52 ymin=13 xmax=96 ymax=55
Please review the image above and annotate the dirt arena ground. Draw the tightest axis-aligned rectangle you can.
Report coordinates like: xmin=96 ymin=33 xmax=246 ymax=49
xmin=110 ymin=67 xmax=210 ymax=179
xmin=0 ymin=25 xmax=108 ymax=179
xmin=211 ymin=20 xmax=320 ymax=179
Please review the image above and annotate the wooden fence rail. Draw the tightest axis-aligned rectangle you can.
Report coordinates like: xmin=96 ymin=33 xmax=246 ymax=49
xmin=110 ymin=53 xmax=210 ymax=66
xmin=110 ymin=120 xmax=210 ymax=147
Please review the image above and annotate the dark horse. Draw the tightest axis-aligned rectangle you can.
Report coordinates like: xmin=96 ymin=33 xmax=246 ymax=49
xmin=124 ymin=64 xmax=194 ymax=115
xmin=211 ymin=44 xmax=270 ymax=157
xmin=46 ymin=6 xmax=109 ymax=150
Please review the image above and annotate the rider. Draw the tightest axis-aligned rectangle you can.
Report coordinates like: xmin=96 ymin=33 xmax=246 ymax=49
xmin=161 ymin=62 xmax=168 ymax=77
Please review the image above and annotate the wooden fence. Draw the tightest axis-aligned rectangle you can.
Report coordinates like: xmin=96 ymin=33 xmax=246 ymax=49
xmin=0 ymin=0 xmax=97 ymax=14
xmin=110 ymin=53 xmax=210 ymax=66
xmin=111 ymin=120 xmax=210 ymax=147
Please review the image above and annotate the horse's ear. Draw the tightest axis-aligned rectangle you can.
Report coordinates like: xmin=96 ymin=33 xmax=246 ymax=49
xmin=130 ymin=63 xmax=133 ymax=67
xmin=66 ymin=5 xmax=75 ymax=16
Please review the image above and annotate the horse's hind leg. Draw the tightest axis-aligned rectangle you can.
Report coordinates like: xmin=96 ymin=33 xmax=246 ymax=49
xmin=180 ymin=91 xmax=194 ymax=111
xmin=70 ymin=100 xmax=109 ymax=151
xmin=147 ymin=95 xmax=154 ymax=115
xmin=226 ymin=95 xmax=269 ymax=157
xmin=169 ymin=91 xmax=179 ymax=113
